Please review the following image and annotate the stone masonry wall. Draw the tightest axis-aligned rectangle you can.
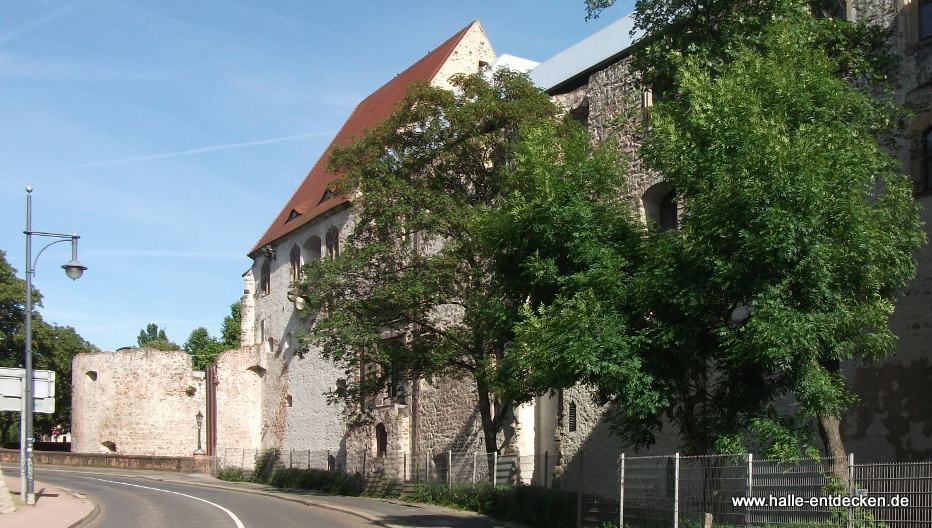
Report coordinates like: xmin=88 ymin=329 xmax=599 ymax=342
xmin=72 ymin=349 xmax=205 ymax=456
xmin=213 ymin=346 xmax=264 ymax=456
xmin=247 ymin=206 xmax=354 ymax=457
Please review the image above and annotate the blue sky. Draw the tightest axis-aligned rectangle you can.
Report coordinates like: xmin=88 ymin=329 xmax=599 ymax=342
xmin=0 ymin=1 xmax=634 ymax=353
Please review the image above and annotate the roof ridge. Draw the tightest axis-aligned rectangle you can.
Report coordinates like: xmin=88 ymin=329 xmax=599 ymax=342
xmin=249 ymin=20 xmax=489 ymax=256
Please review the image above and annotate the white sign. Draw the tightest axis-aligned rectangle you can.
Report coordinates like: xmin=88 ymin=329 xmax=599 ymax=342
xmin=0 ymin=368 xmax=55 ymax=414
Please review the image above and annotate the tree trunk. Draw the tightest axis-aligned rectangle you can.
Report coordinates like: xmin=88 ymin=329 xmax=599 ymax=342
xmin=476 ymin=379 xmax=499 ymax=453
xmin=476 ymin=378 xmax=507 ymax=482
xmin=818 ymin=413 xmax=848 ymax=482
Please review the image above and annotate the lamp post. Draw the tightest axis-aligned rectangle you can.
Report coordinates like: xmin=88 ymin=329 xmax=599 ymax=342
xmin=22 ymin=186 xmax=86 ymax=505
xmin=195 ymin=411 xmax=205 ymax=455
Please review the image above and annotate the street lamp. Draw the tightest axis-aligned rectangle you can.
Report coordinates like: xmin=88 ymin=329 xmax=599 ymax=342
xmin=195 ymin=411 xmax=205 ymax=455
xmin=22 ymin=186 xmax=86 ymax=505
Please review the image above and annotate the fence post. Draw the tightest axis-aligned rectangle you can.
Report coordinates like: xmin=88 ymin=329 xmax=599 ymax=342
xmin=289 ymin=449 xmax=293 ymax=468
xmin=674 ymin=452 xmax=680 ymax=528
xmin=404 ymin=452 xmax=408 ymax=482
xmin=494 ymin=451 xmax=498 ymax=487
xmin=544 ymin=451 xmax=549 ymax=488
xmin=745 ymin=453 xmax=753 ymax=528
xmin=448 ymin=450 xmax=453 ymax=488
xmin=473 ymin=451 xmax=477 ymax=484
xmin=847 ymin=452 xmax=855 ymax=528
xmin=577 ymin=450 xmax=584 ymax=528
xmin=363 ymin=448 xmax=368 ymax=479
xmin=619 ymin=453 xmax=625 ymax=528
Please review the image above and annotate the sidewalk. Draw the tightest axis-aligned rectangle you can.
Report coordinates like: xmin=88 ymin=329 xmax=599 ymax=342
xmin=0 ymin=472 xmax=95 ymax=528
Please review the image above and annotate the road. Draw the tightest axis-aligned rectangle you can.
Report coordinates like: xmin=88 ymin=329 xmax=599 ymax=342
xmin=36 ymin=467 xmax=378 ymax=528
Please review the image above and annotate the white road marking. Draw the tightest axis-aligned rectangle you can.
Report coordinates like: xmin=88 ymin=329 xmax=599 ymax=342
xmin=79 ymin=476 xmax=245 ymax=528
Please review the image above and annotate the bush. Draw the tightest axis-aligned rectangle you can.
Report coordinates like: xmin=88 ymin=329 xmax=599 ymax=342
xmin=405 ymin=482 xmax=577 ymax=528
xmin=252 ymin=448 xmax=281 ymax=484
xmin=267 ymin=467 xmax=366 ymax=496
xmin=216 ymin=466 xmax=244 ymax=482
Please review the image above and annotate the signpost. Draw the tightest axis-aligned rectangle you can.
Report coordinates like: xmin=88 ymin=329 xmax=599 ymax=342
xmin=0 ymin=368 xmax=56 ymax=413
xmin=0 ymin=367 xmax=55 ymax=503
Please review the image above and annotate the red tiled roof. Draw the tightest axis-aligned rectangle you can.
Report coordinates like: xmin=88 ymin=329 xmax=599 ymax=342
xmin=250 ymin=21 xmax=484 ymax=256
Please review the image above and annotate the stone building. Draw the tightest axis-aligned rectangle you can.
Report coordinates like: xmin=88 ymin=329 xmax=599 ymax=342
xmin=522 ymin=1 xmax=932 ymax=490
xmin=240 ymin=20 xmax=500 ymax=473
xmin=72 ymin=3 xmax=931 ymax=481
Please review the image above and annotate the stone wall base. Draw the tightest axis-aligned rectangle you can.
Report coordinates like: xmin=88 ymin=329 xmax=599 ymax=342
xmin=0 ymin=448 xmax=213 ymax=473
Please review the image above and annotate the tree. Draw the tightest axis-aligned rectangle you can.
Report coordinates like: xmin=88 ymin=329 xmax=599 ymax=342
xmin=505 ymin=3 xmax=923 ymax=463
xmin=0 ymin=250 xmax=99 ymax=444
xmin=219 ymin=301 xmax=241 ymax=350
xmin=136 ymin=323 xmax=180 ymax=351
xmin=296 ymin=69 xmax=560 ymax=454
xmin=183 ymin=327 xmax=223 ymax=370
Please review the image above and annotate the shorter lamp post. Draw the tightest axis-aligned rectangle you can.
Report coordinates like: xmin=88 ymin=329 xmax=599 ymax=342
xmin=195 ymin=411 xmax=205 ymax=455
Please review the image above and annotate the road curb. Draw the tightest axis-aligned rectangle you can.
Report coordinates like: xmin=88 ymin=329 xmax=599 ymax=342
xmin=57 ymin=485 xmax=99 ymax=528
xmin=137 ymin=475 xmax=529 ymax=528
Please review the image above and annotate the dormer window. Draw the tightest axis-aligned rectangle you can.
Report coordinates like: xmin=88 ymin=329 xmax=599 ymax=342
xmin=319 ymin=189 xmax=333 ymax=204
xmin=286 ymin=209 xmax=302 ymax=223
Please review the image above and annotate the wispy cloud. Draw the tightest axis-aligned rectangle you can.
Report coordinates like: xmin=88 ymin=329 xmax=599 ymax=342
xmin=83 ymin=249 xmax=245 ymax=261
xmin=58 ymin=132 xmax=333 ymax=169
xmin=0 ymin=4 xmax=76 ymax=45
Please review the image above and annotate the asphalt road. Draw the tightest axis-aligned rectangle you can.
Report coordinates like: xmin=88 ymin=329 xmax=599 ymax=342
xmin=36 ymin=467 xmax=378 ymax=528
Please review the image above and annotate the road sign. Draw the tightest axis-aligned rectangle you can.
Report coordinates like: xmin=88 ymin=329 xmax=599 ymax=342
xmin=0 ymin=368 xmax=55 ymax=413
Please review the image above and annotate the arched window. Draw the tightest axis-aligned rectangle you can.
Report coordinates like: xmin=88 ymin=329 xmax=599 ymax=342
xmin=642 ymin=183 xmax=677 ymax=230
xmin=304 ymin=235 xmax=322 ymax=261
xmin=568 ymin=402 xmax=577 ymax=432
xmin=375 ymin=423 xmax=388 ymax=457
xmin=325 ymin=226 xmax=340 ymax=259
xmin=289 ymin=245 xmax=301 ymax=282
xmin=260 ymin=261 xmax=271 ymax=296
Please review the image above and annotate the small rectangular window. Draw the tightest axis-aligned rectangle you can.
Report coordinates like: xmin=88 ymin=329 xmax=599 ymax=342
xmin=924 ymin=129 xmax=932 ymax=190
xmin=921 ymin=0 xmax=932 ymax=40
xmin=568 ymin=402 xmax=577 ymax=432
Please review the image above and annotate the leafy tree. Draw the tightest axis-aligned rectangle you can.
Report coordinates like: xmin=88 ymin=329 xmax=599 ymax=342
xmin=507 ymin=3 xmax=923 ymax=464
xmin=0 ymin=250 xmax=99 ymax=444
xmin=219 ymin=301 xmax=241 ymax=350
xmin=136 ymin=323 xmax=180 ymax=351
xmin=296 ymin=69 xmax=559 ymax=454
xmin=183 ymin=327 xmax=223 ymax=370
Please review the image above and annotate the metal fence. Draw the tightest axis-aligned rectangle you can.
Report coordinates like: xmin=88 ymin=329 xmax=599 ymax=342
xmin=214 ymin=448 xmax=932 ymax=528
xmin=618 ymin=453 xmax=932 ymax=528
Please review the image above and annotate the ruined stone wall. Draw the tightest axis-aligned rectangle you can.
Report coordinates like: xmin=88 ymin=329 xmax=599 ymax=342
xmin=213 ymin=346 xmax=263 ymax=456
xmin=71 ymin=349 xmax=205 ymax=456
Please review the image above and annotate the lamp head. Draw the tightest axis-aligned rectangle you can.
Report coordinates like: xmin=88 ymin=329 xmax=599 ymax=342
xmin=196 ymin=411 xmax=204 ymax=426
xmin=62 ymin=260 xmax=87 ymax=280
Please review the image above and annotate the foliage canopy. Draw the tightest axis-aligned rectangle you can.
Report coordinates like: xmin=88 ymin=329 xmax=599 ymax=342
xmin=0 ymin=250 xmax=99 ymax=444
